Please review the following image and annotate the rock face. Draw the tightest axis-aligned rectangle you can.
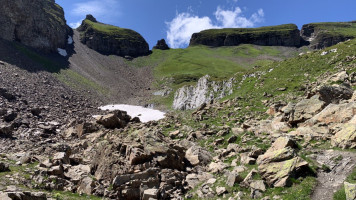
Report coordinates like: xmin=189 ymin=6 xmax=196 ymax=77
xmin=0 ymin=0 xmax=70 ymax=52
xmin=301 ymin=22 xmax=356 ymax=49
xmin=153 ymin=39 xmax=170 ymax=50
xmin=190 ymin=24 xmax=302 ymax=47
xmin=173 ymin=75 xmax=234 ymax=110
xmin=77 ymin=15 xmax=149 ymax=57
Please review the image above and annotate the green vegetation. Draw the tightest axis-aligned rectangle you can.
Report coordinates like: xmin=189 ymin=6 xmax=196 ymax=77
xmin=307 ymin=22 xmax=356 ymax=38
xmin=82 ymin=19 xmax=146 ymax=43
xmin=333 ymin=166 xmax=356 ymax=200
xmin=193 ymin=23 xmax=298 ymax=39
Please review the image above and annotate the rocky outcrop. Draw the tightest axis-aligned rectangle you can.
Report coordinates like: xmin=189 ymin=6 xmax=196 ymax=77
xmin=173 ymin=75 xmax=235 ymax=110
xmin=153 ymin=39 xmax=170 ymax=50
xmin=301 ymin=22 xmax=356 ymax=49
xmin=0 ymin=0 xmax=70 ymax=52
xmin=190 ymin=24 xmax=302 ymax=47
xmin=77 ymin=15 xmax=149 ymax=57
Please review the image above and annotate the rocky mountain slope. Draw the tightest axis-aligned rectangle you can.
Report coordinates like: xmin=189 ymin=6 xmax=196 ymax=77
xmin=0 ymin=0 xmax=70 ymax=52
xmin=77 ymin=15 xmax=150 ymax=57
xmin=190 ymin=22 xmax=356 ymax=50
xmin=190 ymin=24 xmax=303 ymax=47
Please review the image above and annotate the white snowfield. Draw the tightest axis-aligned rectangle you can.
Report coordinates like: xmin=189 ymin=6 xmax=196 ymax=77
xmin=98 ymin=104 xmax=166 ymax=123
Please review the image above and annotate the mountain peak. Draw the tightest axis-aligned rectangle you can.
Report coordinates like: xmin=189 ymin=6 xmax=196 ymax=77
xmin=85 ymin=14 xmax=97 ymax=22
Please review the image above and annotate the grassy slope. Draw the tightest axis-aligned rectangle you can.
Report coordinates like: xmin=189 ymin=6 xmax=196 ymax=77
xmin=128 ymin=44 xmax=302 ymax=107
xmin=82 ymin=19 xmax=145 ymax=43
xmin=308 ymin=22 xmax=356 ymax=37
xmin=159 ymin=39 xmax=356 ymax=200
xmin=192 ymin=24 xmax=298 ymax=40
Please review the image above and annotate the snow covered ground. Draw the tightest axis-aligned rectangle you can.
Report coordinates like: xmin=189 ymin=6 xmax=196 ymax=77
xmin=57 ymin=48 xmax=67 ymax=57
xmin=98 ymin=104 xmax=165 ymax=123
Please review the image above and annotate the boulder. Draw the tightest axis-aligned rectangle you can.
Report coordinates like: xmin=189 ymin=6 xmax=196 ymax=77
xmin=289 ymin=96 xmax=326 ymax=125
xmin=0 ymin=0 xmax=70 ymax=52
xmin=257 ymin=147 xmax=296 ymax=165
xmin=0 ymin=162 xmax=10 ymax=172
xmin=258 ymin=157 xmax=309 ymax=187
xmin=208 ymin=162 xmax=227 ymax=173
xmin=306 ymin=102 xmax=356 ymax=125
xmin=216 ymin=187 xmax=227 ymax=196
xmin=331 ymin=124 xmax=356 ymax=149
xmin=185 ymin=146 xmax=212 ymax=166
xmin=96 ymin=111 xmax=131 ymax=129
xmin=77 ymin=15 xmax=149 ymax=57
xmin=77 ymin=176 xmax=95 ymax=195
xmin=153 ymin=39 xmax=169 ymax=50
xmin=142 ymin=188 xmax=158 ymax=200
xmin=226 ymin=172 xmax=243 ymax=187
xmin=0 ymin=123 xmax=13 ymax=138
xmin=316 ymin=84 xmax=353 ymax=104
xmin=344 ymin=182 xmax=356 ymax=200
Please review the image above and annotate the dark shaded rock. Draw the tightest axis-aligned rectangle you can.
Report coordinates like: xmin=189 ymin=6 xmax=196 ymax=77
xmin=96 ymin=110 xmax=131 ymax=129
xmin=0 ymin=88 xmax=16 ymax=101
xmin=317 ymin=84 xmax=354 ymax=104
xmin=77 ymin=15 xmax=149 ymax=57
xmin=0 ymin=162 xmax=10 ymax=172
xmin=190 ymin=24 xmax=301 ymax=47
xmin=153 ymin=39 xmax=170 ymax=50
xmin=0 ymin=0 xmax=70 ymax=52
xmin=0 ymin=123 xmax=13 ymax=138
xmin=301 ymin=22 xmax=356 ymax=49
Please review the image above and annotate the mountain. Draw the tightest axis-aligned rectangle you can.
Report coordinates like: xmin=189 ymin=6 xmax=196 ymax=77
xmin=0 ymin=0 xmax=70 ymax=52
xmin=0 ymin=1 xmax=356 ymax=200
xmin=77 ymin=15 xmax=150 ymax=57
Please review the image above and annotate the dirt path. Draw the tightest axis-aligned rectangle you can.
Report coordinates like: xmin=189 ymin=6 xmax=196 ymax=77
xmin=311 ymin=150 xmax=356 ymax=200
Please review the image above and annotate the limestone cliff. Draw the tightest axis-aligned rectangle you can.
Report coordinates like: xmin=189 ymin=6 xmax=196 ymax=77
xmin=189 ymin=24 xmax=302 ymax=47
xmin=173 ymin=75 xmax=235 ymax=110
xmin=77 ymin=15 xmax=149 ymax=57
xmin=0 ymin=0 xmax=70 ymax=52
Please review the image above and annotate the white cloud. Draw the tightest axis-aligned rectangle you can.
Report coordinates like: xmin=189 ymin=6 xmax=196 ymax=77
xmin=166 ymin=6 xmax=265 ymax=48
xmin=71 ymin=0 xmax=120 ymax=21
xmin=69 ymin=21 xmax=81 ymax=29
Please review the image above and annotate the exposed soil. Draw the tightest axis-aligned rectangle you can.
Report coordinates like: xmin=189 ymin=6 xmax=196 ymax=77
xmin=311 ymin=150 xmax=356 ymax=200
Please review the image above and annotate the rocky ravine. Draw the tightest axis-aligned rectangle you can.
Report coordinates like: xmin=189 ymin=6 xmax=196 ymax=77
xmin=0 ymin=0 xmax=70 ymax=52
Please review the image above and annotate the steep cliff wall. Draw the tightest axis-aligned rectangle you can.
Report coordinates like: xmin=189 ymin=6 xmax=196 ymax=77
xmin=0 ymin=0 xmax=70 ymax=52
xmin=301 ymin=22 xmax=356 ymax=49
xmin=173 ymin=75 xmax=235 ymax=110
xmin=77 ymin=15 xmax=149 ymax=57
xmin=189 ymin=24 xmax=302 ymax=47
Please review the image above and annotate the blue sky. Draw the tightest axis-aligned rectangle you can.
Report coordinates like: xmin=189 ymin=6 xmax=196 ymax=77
xmin=56 ymin=0 xmax=356 ymax=49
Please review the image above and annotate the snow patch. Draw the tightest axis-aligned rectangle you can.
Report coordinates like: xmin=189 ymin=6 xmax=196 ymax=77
xmin=98 ymin=104 xmax=165 ymax=123
xmin=57 ymin=48 xmax=67 ymax=57
xmin=68 ymin=36 xmax=73 ymax=44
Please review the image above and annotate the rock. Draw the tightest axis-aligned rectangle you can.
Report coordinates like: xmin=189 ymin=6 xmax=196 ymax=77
xmin=96 ymin=111 xmax=130 ymax=129
xmin=250 ymin=180 xmax=266 ymax=192
xmin=173 ymin=75 xmax=234 ymax=110
xmin=48 ymin=165 xmax=64 ymax=177
xmin=190 ymin=24 xmax=301 ymax=47
xmin=0 ymin=192 xmax=11 ymax=200
xmin=250 ymin=189 xmax=263 ymax=199
xmin=241 ymin=153 xmax=256 ymax=165
xmin=77 ymin=15 xmax=149 ymax=57
xmin=53 ymin=152 xmax=70 ymax=165
xmin=0 ymin=88 xmax=16 ymax=101
xmin=331 ymin=124 xmax=356 ymax=149
xmin=226 ymin=172 xmax=243 ymax=187
xmin=76 ymin=122 xmax=99 ymax=138
xmin=317 ymin=84 xmax=353 ymax=104
xmin=0 ymin=0 xmax=69 ymax=52
xmin=185 ymin=146 xmax=212 ymax=166
xmin=344 ymin=182 xmax=356 ymax=200
xmin=143 ymin=188 xmax=158 ymax=200
xmin=301 ymin=22 xmax=354 ymax=49
xmin=77 ymin=176 xmax=95 ymax=195
xmin=306 ymin=102 xmax=356 ymax=125
xmin=216 ymin=187 xmax=227 ymax=196
xmin=258 ymin=157 xmax=309 ymax=187
xmin=257 ymin=147 xmax=296 ymax=165
xmin=169 ymin=130 xmax=180 ymax=139
xmin=208 ymin=162 xmax=227 ymax=173
xmin=266 ymin=137 xmax=298 ymax=153
xmin=153 ymin=39 xmax=170 ymax=50
xmin=0 ymin=162 xmax=10 ymax=172
xmin=241 ymin=169 xmax=259 ymax=187
xmin=0 ymin=123 xmax=13 ymax=138
xmin=289 ymin=95 xmax=326 ymax=125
